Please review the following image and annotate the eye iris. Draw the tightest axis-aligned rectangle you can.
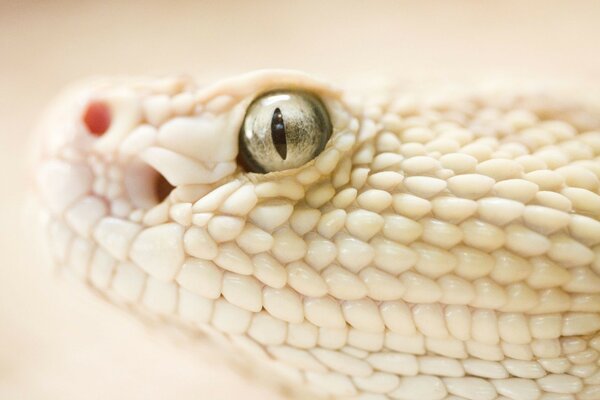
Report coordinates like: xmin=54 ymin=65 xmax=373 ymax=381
xmin=271 ymin=107 xmax=287 ymax=160
xmin=239 ymin=91 xmax=332 ymax=173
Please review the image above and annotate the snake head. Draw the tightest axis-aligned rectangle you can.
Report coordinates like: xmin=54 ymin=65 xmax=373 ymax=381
xmin=33 ymin=70 xmax=366 ymax=335
xmin=33 ymin=71 xmax=600 ymax=399
xmin=37 ymin=71 xmax=358 ymax=214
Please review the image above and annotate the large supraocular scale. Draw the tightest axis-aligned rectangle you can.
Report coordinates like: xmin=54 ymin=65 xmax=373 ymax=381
xmin=34 ymin=70 xmax=600 ymax=399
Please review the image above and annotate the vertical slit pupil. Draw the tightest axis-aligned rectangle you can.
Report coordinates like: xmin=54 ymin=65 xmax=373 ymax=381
xmin=271 ymin=107 xmax=287 ymax=160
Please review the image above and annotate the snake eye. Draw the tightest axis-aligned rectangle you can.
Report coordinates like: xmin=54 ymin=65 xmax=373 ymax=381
xmin=238 ymin=90 xmax=332 ymax=173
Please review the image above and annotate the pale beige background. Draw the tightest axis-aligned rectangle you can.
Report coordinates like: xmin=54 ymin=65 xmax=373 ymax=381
xmin=2 ymin=1 xmax=600 ymax=399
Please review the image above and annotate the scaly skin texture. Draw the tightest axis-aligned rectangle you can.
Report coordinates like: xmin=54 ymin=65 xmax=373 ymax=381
xmin=34 ymin=71 xmax=600 ymax=400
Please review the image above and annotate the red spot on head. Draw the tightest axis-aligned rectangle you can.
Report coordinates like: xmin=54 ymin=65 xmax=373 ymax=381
xmin=83 ymin=101 xmax=111 ymax=136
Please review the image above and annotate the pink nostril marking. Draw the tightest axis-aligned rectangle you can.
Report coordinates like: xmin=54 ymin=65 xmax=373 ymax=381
xmin=83 ymin=101 xmax=111 ymax=136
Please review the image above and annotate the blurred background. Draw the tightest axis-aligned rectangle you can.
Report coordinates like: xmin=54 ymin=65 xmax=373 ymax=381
xmin=1 ymin=1 xmax=600 ymax=399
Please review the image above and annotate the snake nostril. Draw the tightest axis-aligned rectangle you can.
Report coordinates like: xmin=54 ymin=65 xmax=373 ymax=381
xmin=83 ymin=101 xmax=111 ymax=136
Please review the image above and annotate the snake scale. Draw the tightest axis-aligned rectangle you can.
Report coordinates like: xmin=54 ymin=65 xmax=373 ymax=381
xmin=34 ymin=70 xmax=600 ymax=399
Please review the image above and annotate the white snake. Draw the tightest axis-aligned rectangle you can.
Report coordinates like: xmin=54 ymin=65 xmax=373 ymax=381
xmin=33 ymin=70 xmax=600 ymax=399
